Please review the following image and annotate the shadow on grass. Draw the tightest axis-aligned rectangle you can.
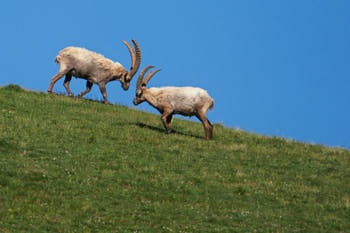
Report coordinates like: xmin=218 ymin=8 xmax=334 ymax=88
xmin=49 ymin=92 xmax=129 ymax=107
xmin=49 ymin=92 xmax=103 ymax=103
xmin=134 ymin=122 xmax=203 ymax=140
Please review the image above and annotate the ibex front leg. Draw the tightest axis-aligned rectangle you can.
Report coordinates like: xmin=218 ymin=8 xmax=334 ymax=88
xmin=98 ymin=82 xmax=108 ymax=104
xmin=161 ymin=110 xmax=173 ymax=134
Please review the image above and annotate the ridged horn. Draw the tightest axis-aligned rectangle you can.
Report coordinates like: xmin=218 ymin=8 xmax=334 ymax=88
xmin=131 ymin=39 xmax=141 ymax=78
xmin=136 ymin=66 xmax=154 ymax=90
xmin=122 ymin=39 xmax=141 ymax=81
xmin=142 ymin=68 xmax=161 ymax=87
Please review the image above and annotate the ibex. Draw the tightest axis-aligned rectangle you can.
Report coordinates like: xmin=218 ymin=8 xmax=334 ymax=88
xmin=48 ymin=39 xmax=141 ymax=104
xmin=133 ymin=66 xmax=214 ymax=140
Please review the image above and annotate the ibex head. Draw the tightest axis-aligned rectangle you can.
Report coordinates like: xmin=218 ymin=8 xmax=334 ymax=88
xmin=133 ymin=65 xmax=161 ymax=105
xmin=121 ymin=39 xmax=142 ymax=90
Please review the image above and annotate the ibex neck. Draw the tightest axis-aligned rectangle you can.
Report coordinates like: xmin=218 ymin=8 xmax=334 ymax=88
xmin=143 ymin=88 xmax=163 ymax=111
xmin=111 ymin=64 xmax=127 ymax=80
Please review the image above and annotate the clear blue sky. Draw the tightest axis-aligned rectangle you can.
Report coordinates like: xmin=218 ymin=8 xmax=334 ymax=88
xmin=1 ymin=1 xmax=349 ymax=148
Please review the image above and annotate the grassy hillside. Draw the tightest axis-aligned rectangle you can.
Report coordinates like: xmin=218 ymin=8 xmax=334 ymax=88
xmin=0 ymin=85 xmax=349 ymax=232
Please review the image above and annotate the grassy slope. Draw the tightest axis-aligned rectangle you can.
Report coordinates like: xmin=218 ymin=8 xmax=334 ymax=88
xmin=0 ymin=85 xmax=349 ymax=232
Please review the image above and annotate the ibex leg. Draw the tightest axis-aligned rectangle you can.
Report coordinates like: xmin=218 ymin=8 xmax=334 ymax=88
xmin=63 ymin=74 xmax=73 ymax=97
xmin=78 ymin=81 xmax=93 ymax=97
xmin=48 ymin=64 xmax=71 ymax=93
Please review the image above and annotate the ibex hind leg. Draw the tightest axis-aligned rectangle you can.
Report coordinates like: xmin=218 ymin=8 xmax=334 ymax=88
xmin=63 ymin=74 xmax=74 ymax=97
xmin=196 ymin=111 xmax=212 ymax=140
xmin=48 ymin=63 xmax=71 ymax=93
xmin=202 ymin=100 xmax=214 ymax=139
xmin=207 ymin=118 xmax=213 ymax=139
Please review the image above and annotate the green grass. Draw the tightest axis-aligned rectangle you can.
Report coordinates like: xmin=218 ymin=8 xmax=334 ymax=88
xmin=0 ymin=84 xmax=349 ymax=232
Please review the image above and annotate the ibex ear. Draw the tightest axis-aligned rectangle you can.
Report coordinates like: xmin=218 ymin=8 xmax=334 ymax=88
xmin=124 ymin=73 xmax=130 ymax=82
xmin=136 ymin=89 xmax=143 ymax=97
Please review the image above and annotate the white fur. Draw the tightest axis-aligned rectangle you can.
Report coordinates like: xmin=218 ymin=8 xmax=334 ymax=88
xmin=145 ymin=87 xmax=213 ymax=116
xmin=48 ymin=40 xmax=141 ymax=104
xmin=133 ymin=67 xmax=214 ymax=139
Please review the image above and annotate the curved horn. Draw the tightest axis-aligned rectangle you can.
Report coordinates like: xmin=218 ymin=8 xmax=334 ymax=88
xmin=131 ymin=39 xmax=141 ymax=76
xmin=136 ymin=66 xmax=154 ymax=90
xmin=122 ymin=39 xmax=142 ymax=81
xmin=142 ymin=68 xmax=161 ymax=87
xmin=122 ymin=40 xmax=135 ymax=69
